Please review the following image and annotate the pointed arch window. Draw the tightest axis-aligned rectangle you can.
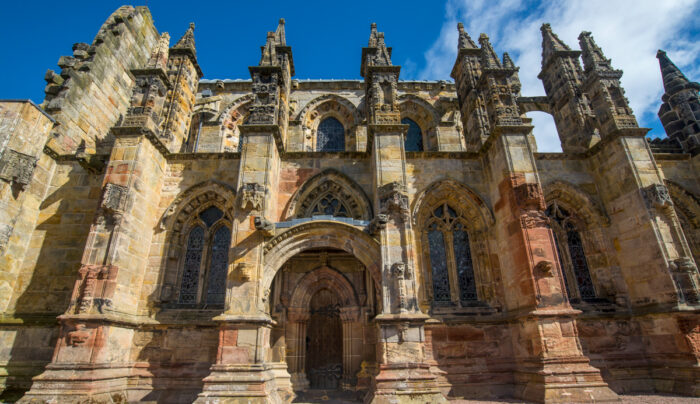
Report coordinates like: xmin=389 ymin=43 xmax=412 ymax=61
xmin=546 ymin=203 xmax=596 ymax=302
xmin=178 ymin=205 xmax=231 ymax=307
xmin=426 ymin=203 xmax=478 ymax=305
xmin=402 ymin=118 xmax=423 ymax=152
xmin=317 ymin=117 xmax=345 ymax=152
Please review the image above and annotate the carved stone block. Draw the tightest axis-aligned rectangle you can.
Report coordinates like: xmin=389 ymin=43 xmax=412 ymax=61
xmin=239 ymin=183 xmax=266 ymax=211
xmin=513 ymin=182 xmax=545 ymax=211
xmin=642 ymin=184 xmax=673 ymax=211
xmin=378 ymin=181 xmax=409 ymax=217
xmin=70 ymin=264 xmax=118 ymax=314
xmin=0 ymin=148 xmax=37 ymax=187
xmin=101 ymin=183 xmax=128 ymax=213
xmin=368 ymin=214 xmax=388 ymax=235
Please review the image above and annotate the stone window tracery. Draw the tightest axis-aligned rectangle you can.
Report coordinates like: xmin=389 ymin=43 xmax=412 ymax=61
xmin=425 ymin=203 xmax=478 ymax=305
xmin=177 ymin=205 xmax=231 ymax=307
xmin=402 ymin=117 xmax=423 ymax=152
xmin=317 ymin=117 xmax=345 ymax=152
xmin=546 ymin=202 xmax=596 ymax=302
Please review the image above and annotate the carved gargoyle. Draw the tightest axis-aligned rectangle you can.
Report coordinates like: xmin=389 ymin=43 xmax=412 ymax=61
xmin=368 ymin=214 xmax=388 ymax=235
xmin=254 ymin=215 xmax=275 ymax=237
xmin=378 ymin=181 xmax=409 ymax=218
xmin=642 ymin=184 xmax=673 ymax=213
xmin=534 ymin=260 xmax=555 ymax=278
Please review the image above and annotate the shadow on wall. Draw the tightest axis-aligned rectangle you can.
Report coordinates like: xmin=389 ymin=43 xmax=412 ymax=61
xmin=1 ymin=162 xmax=102 ymax=400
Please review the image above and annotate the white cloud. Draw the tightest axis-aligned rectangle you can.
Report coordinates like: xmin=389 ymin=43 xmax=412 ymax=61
xmin=420 ymin=0 xmax=700 ymax=152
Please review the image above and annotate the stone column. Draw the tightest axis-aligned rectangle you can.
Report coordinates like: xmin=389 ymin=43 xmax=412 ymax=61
xmin=483 ymin=128 xmax=618 ymax=403
xmin=340 ymin=306 xmax=361 ymax=389
xmin=286 ymin=308 xmax=310 ymax=391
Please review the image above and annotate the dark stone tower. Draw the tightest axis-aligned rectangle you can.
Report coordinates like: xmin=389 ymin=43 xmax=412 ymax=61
xmin=578 ymin=31 xmax=638 ymax=137
xmin=657 ymin=50 xmax=700 ymax=155
xmin=538 ymin=24 xmax=599 ymax=153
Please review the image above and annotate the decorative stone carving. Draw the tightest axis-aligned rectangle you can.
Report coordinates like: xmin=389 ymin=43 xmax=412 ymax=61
xmin=70 ymin=264 xmax=118 ymax=314
xmin=0 ymin=224 xmax=12 ymax=253
xmin=239 ymin=182 xmax=266 ymax=211
xmin=521 ymin=210 xmax=550 ymax=229
xmin=0 ymin=148 xmax=37 ymax=188
xmin=642 ymin=184 xmax=673 ymax=212
xmin=392 ymin=262 xmax=406 ymax=279
xmin=534 ymin=260 xmax=555 ymax=277
xmin=101 ymin=183 xmax=128 ymax=214
xmin=378 ymin=181 xmax=409 ymax=218
xmin=254 ymin=216 xmax=275 ymax=236
xmin=368 ymin=214 xmax=388 ymax=235
xmin=235 ymin=262 xmax=253 ymax=282
xmin=67 ymin=324 xmax=91 ymax=347
xmin=514 ymin=182 xmax=546 ymax=211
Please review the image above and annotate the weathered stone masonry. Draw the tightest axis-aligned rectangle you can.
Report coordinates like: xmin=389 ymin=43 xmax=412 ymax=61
xmin=0 ymin=5 xmax=699 ymax=403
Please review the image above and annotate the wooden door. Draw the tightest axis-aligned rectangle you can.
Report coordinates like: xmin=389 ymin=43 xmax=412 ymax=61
xmin=305 ymin=289 xmax=343 ymax=389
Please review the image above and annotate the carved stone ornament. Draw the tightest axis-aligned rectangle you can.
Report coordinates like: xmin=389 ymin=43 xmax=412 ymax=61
xmin=239 ymin=182 xmax=266 ymax=211
xmin=0 ymin=224 xmax=12 ymax=253
xmin=378 ymin=181 xmax=409 ymax=217
xmin=368 ymin=214 xmax=388 ymax=235
xmin=72 ymin=264 xmax=118 ymax=314
xmin=391 ymin=262 xmax=406 ymax=279
xmin=397 ymin=322 xmax=409 ymax=343
xmin=101 ymin=183 xmax=128 ymax=214
xmin=236 ymin=262 xmax=253 ymax=282
xmin=673 ymin=257 xmax=698 ymax=273
xmin=0 ymin=148 xmax=38 ymax=187
xmin=67 ymin=324 xmax=91 ymax=347
xmin=642 ymin=184 xmax=673 ymax=211
xmin=254 ymin=215 xmax=275 ymax=236
xmin=521 ymin=210 xmax=550 ymax=229
xmin=534 ymin=260 xmax=555 ymax=278
xmin=513 ymin=182 xmax=546 ymax=211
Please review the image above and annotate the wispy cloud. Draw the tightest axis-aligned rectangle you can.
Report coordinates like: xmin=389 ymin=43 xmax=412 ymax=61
xmin=420 ymin=0 xmax=700 ymax=152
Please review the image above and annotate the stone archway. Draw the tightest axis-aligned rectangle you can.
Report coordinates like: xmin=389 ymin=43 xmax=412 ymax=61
xmin=265 ymin=224 xmax=381 ymax=395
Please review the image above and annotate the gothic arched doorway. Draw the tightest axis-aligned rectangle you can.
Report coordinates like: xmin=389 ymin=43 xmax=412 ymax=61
xmin=267 ymin=247 xmax=380 ymax=393
xmin=306 ymin=288 xmax=343 ymax=389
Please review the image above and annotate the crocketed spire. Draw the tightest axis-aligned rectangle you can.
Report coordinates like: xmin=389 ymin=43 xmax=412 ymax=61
xmin=657 ymin=49 xmax=700 ymax=95
xmin=478 ymin=34 xmax=501 ymax=69
xmin=540 ymin=23 xmax=578 ymax=68
xmin=367 ymin=23 xmax=392 ymax=66
xmin=457 ymin=22 xmax=477 ymax=49
xmin=259 ymin=19 xmax=287 ymax=66
xmin=145 ymin=32 xmax=170 ymax=70
xmin=173 ymin=22 xmax=196 ymax=56
xmin=578 ymin=31 xmax=614 ymax=74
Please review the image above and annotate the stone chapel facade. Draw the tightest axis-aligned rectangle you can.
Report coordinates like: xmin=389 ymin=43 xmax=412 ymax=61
xmin=0 ymin=5 xmax=699 ymax=403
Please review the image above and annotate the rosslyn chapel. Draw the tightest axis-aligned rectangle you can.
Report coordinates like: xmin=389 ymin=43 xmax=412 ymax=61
xmin=1 ymin=5 xmax=699 ymax=403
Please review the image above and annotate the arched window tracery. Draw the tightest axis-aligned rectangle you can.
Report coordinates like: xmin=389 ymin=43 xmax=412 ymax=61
xmin=402 ymin=117 xmax=424 ymax=152
xmin=546 ymin=202 xmax=596 ymax=302
xmin=317 ymin=117 xmax=345 ymax=152
xmin=425 ymin=203 xmax=478 ymax=305
xmin=177 ymin=205 xmax=231 ymax=307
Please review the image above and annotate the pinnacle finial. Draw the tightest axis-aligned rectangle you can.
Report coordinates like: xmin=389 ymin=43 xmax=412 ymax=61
xmin=173 ymin=22 xmax=197 ymax=55
xmin=457 ymin=22 xmax=477 ymax=49
xmin=540 ymin=23 xmax=576 ymax=68
xmin=478 ymin=33 xmax=501 ymax=68
xmin=578 ymin=31 xmax=614 ymax=74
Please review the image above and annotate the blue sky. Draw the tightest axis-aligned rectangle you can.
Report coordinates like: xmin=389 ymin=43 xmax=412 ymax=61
xmin=2 ymin=0 xmax=699 ymax=151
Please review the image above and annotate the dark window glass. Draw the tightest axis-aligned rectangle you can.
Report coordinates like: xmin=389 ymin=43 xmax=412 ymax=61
xmin=179 ymin=226 xmax=204 ymax=304
xmin=566 ymin=226 xmax=596 ymax=300
xmin=547 ymin=204 xmax=596 ymax=301
xmin=453 ymin=224 xmax=477 ymax=301
xmin=402 ymin=118 xmax=423 ymax=152
xmin=428 ymin=223 xmax=451 ymax=302
xmin=317 ymin=117 xmax=345 ymax=152
xmin=199 ymin=206 xmax=224 ymax=228
xmin=206 ymin=226 xmax=231 ymax=306
xmin=310 ymin=195 xmax=350 ymax=217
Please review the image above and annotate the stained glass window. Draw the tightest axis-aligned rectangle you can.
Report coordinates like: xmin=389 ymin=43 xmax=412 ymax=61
xmin=428 ymin=223 xmax=451 ymax=302
xmin=426 ymin=203 xmax=478 ymax=305
xmin=179 ymin=226 xmax=204 ymax=304
xmin=453 ymin=224 xmax=477 ymax=301
xmin=177 ymin=205 xmax=231 ymax=308
xmin=317 ymin=117 xmax=345 ymax=152
xmin=206 ymin=225 xmax=231 ymax=305
xmin=402 ymin=118 xmax=423 ymax=152
xmin=547 ymin=203 xmax=596 ymax=302
xmin=310 ymin=194 xmax=350 ymax=217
